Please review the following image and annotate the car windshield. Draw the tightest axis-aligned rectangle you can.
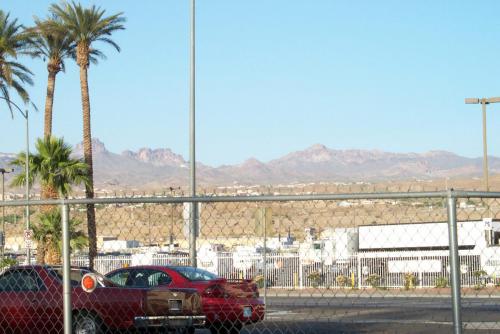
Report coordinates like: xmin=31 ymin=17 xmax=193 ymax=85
xmin=171 ymin=266 xmax=218 ymax=281
xmin=49 ymin=267 xmax=116 ymax=288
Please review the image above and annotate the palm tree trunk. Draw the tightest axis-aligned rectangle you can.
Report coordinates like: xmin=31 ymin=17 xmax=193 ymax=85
xmin=37 ymin=183 xmax=58 ymax=265
xmin=36 ymin=65 xmax=58 ymax=264
xmin=40 ymin=70 xmax=60 ymax=264
xmin=39 ymin=68 xmax=59 ymax=264
xmin=79 ymin=64 xmax=97 ymax=270
xmin=36 ymin=239 xmax=46 ymax=264
xmin=44 ymin=70 xmax=57 ymax=138
xmin=45 ymin=237 xmax=62 ymax=265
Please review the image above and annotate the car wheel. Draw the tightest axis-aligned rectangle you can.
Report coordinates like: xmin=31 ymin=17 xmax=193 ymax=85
xmin=73 ymin=312 xmax=102 ymax=334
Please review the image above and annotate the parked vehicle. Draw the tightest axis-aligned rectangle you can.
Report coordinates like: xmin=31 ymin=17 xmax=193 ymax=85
xmin=106 ymin=266 xmax=265 ymax=334
xmin=0 ymin=265 xmax=205 ymax=333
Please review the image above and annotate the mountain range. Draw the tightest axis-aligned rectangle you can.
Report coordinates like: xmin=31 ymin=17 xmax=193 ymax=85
xmin=1 ymin=139 xmax=498 ymax=190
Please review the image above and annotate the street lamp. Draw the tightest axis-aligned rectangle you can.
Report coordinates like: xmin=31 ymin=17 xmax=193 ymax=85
xmin=465 ymin=97 xmax=500 ymax=191
xmin=0 ymin=168 xmax=14 ymax=260
xmin=0 ymin=97 xmax=31 ymax=264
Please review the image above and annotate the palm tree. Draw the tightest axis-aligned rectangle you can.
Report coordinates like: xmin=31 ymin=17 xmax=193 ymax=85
xmin=29 ymin=17 xmax=75 ymax=138
xmin=10 ymin=136 xmax=89 ymax=199
xmin=10 ymin=136 xmax=89 ymax=264
xmin=0 ymin=10 xmax=34 ymax=112
xmin=34 ymin=209 xmax=88 ymax=265
xmin=50 ymin=1 xmax=125 ymax=269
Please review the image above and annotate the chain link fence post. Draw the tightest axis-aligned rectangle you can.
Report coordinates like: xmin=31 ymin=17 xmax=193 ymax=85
xmin=61 ymin=201 xmax=72 ymax=334
xmin=262 ymin=207 xmax=272 ymax=318
xmin=189 ymin=201 xmax=198 ymax=267
xmin=447 ymin=190 xmax=462 ymax=334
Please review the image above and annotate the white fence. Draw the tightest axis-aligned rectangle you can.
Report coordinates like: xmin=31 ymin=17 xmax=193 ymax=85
xmin=72 ymin=250 xmax=488 ymax=289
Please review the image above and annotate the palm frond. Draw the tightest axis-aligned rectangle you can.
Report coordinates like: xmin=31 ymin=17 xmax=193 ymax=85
xmin=49 ymin=1 xmax=126 ymax=66
xmin=0 ymin=9 xmax=34 ymax=106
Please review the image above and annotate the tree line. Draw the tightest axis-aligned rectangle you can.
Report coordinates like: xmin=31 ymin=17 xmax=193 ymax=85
xmin=0 ymin=1 xmax=125 ymax=268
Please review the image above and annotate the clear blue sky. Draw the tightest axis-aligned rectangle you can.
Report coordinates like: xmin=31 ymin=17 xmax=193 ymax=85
xmin=1 ymin=1 xmax=500 ymax=166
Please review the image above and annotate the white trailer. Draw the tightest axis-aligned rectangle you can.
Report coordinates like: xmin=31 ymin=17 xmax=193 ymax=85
xmin=358 ymin=219 xmax=499 ymax=251
xmin=358 ymin=219 xmax=500 ymax=276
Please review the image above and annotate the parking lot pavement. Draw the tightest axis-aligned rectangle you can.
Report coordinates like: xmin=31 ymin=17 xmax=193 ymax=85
xmin=197 ymin=296 xmax=500 ymax=333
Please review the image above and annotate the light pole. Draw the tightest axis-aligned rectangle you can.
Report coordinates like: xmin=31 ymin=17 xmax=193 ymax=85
xmin=189 ymin=0 xmax=197 ymax=267
xmin=465 ymin=97 xmax=500 ymax=191
xmin=0 ymin=168 xmax=14 ymax=260
xmin=0 ymin=97 xmax=31 ymax=264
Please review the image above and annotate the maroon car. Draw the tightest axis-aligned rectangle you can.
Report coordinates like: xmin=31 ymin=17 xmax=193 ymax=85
xmin=106 ymin=266 xmax=265 ymax=334
xmin=0 ymin=265 xmax=205 ymax=333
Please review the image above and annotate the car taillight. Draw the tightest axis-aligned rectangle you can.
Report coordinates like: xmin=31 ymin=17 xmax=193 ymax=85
xmin=202 ymin=284 xmax=227 ymax=298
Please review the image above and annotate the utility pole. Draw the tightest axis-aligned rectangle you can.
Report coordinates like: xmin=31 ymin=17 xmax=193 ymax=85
xmin=0 ymin=168 xmax=14 ymax=260
xmin=189 ymin=0 xmax=198 ymax=267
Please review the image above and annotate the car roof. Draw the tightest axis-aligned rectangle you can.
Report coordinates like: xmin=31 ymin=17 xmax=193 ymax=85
xmin=110 ymin=265 xmax=188 ymax=270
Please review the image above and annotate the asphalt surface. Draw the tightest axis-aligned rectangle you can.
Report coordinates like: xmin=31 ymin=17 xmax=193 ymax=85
xmin=197 ymin=296 xmax=500 ymax=334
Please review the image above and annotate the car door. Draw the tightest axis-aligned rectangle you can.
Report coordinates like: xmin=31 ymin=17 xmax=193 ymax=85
xmin=0 ymin=268 xmax=45 ymax=332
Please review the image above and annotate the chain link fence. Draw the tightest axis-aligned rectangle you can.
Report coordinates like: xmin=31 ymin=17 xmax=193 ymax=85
xmin=1 ymin=188 xmax=499 ymax=333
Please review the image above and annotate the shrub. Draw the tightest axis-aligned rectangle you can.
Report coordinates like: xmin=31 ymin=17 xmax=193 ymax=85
xmin=336 ymin=274 xmax=349 ymax=288
xmin=0 ymin=258 xmax=17 ymax=270
xmin=434 ymin=277 xmax=448 ymax=288
xmin=253 ymin=275 xmax=265 ymax=289
xmin=473 ymin=270 xmax=488 ymax=290
xmin=308 ymin=271 xmax=322 ymax=288
xmin=253 ymin=275 xmax=271 ymax=289
xmin=404 ymin=273 xmax=417 ymax=290
xmin=366 ymin=274 xmax=381 ymax=288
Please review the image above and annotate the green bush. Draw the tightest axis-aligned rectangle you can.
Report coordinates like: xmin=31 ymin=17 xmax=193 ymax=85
xmin=0 ymin=258 xmax=17 ymax=270
xmin=308 ymin=271 xmax=322 ymax=288
xmin=434 ymin=277 xmax=448 ymax=288
xmin=366 ymin=274 xmax=381 ymax=288
xmin=253 ymin=275 xmax=263 ymax=288
xmin=253 ymin=275 xmax=268 ymax=289
xmin=404 ymin=273 xmax=417 ymax=290
xmin=473 ymin=270 xmax=488 ymax=290
xmin=336 ymin=274 xmax=349 ymax=288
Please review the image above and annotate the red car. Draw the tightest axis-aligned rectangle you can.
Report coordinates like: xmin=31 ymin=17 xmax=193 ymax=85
xmin=0 ymin=265 xmax=205 ymax=333
xmin=106 ymin=266 xmax=265 ymax=334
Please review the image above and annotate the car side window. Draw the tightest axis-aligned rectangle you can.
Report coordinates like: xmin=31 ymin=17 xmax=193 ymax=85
xmin=107 ymin=270 xmax=130 ymax=286
xmin=148 ymin=271 xmax=172 ymax=287
xmin=108 ymin=269 xmax=172 ymax=288
xmin=0 ymin=269 xmax=44 ymax=292
xmin=127 ymin=270 xmax=149 ymax=288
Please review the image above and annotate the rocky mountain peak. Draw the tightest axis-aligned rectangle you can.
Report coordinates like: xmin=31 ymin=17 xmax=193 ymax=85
xmin=307 ymin=143 xmax=329 ymax=152
xmin=122 ymin=147 xmax=186 ymax=167
xmin=74 ymin=138 xmax=108 ymax=156
xmin=240 ymin=157 xmax=265 ymax=168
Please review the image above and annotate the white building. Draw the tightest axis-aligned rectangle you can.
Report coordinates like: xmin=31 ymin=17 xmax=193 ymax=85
xmin=102 ymin=239 xmax=140 ymax=252
xmin=197 ymin=244 xmax=224 ymax=274
xmin=357 ymin=218 xmax=500 ymax=276
xmin=299 ymin=227 xmax=358 ymax=265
